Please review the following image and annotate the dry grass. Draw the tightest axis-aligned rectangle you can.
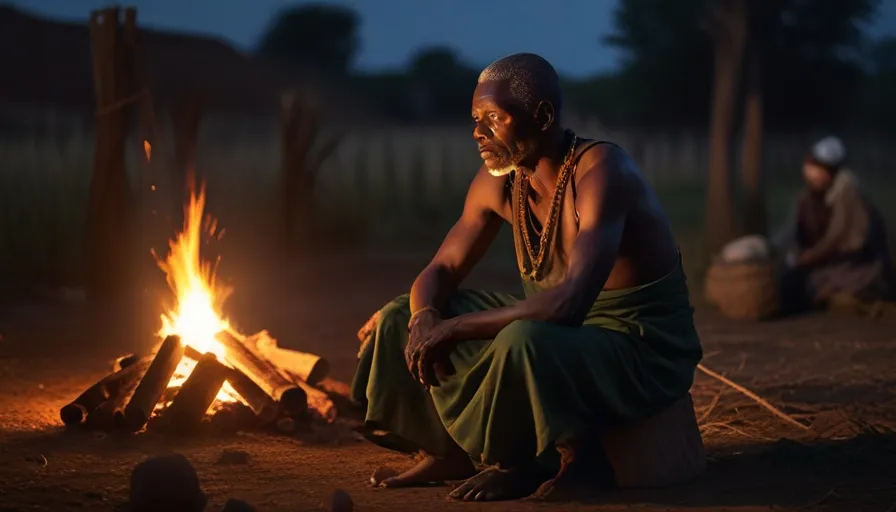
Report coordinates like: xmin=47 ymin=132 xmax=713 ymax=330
xmin=1 ymin=130 xmax=894 ymax=295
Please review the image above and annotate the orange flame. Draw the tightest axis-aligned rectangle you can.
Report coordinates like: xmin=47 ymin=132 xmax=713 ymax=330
xmin=156 ymin=182 xmax=240 ymax=404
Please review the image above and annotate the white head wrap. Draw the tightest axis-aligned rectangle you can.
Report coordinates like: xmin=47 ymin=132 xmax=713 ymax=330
xmin=810 ymin=135 xmax=846 ymax=168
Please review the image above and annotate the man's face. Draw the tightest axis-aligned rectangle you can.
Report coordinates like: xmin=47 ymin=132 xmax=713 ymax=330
xmin=802 ymin=161 xmax=833 ymax=192
xmin=471 ymin=81 xmax=539 ymax=177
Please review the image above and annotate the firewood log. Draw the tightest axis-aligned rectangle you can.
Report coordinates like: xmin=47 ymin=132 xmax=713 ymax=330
xmin=245 ymin=332 xmax=335 ymax=422
xmin=121 ymin=335 xmax=185 ymax=432
xmin=61 ymin=357 xmax=151 ymax=426
xmin=184 ymin=341 xmax=278 ymax=424
xmin=113 ymin=353 xmax=140 ymax=372
xmin=223 ymin=366 xmax=280 ymax=424
xmin=216 ymin=331 xmax=307 ymax=418
xmin=183 ymin=345 xmax=205 ymax=362
xmin=288 ymin=374 xmax=337 ymax=423
xmin=163 ymin=354 xmax=227 ymax=429
xmin=252 ymin=331 xmax=330 ymax=385
xmin=87 ymin=359 xmax=153 ymax=430
xmin=210 ymin=402 xmax=256 ymax=434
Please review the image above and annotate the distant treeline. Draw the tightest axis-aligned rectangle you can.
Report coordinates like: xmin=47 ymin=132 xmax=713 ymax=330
xmin=259 ymin=1 xmax=896 ymax=131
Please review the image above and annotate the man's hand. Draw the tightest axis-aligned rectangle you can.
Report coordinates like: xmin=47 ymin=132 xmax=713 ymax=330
xmin=405 ymin=310 xmax=457 ymax=388
xmin=404 ymin=308 xmax=440 ymax=369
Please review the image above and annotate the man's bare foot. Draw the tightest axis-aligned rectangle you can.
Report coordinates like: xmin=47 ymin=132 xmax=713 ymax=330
xmin=447 ymin=465 xmax=549 ymax=501
xmin=371 ymin=454 xmax=476 ymax=488
xmin=530 ymin=435 xmax=586 ymax=500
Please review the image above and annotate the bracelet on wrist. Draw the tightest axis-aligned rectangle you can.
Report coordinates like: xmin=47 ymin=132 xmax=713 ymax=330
xmin=408 ymin=306 xmax=439 ymax=329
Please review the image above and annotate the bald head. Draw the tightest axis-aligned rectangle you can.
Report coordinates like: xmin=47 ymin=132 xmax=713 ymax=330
xmin=478 ymin=53 xmax=563 ymax=118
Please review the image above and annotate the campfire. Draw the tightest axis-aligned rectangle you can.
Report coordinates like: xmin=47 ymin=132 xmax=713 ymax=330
xmin=60 ymin=176 xmax=335 ymax=435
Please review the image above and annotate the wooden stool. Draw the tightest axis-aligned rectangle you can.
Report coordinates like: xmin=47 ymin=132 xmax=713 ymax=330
xmin=599 ymin=394 xmax=706 ymax=488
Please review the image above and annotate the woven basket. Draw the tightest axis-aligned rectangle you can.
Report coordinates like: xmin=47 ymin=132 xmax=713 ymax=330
xmin=704 ymin=260 xmax=780 ymax=321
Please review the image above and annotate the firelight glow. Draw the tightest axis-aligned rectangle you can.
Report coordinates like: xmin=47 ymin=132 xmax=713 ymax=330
xmin=149 ymin=148 xmax=241 ymax=404
xmin=156 ymin=186 xmax=230 ymax=360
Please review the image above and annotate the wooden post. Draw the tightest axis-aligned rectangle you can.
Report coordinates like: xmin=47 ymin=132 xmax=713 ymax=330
xmin=702 ymin=0 xmax=749 ymax=255
xmin=121 ymin=7 xmax=173 ymax=296
xmin=739 ymin=40 xmax=766 ymax=236
xmin=86 ymin=7 xmax=134 ymax=302
xmin=279 ymin=92 xmax=341 ymax=255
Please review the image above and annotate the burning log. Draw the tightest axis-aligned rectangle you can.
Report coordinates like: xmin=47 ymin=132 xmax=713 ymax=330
xmin=295 ymin=378 xmax=337 ymax=423
xmin=211 ymin=402 xmax=256 ymax=434
xmin=184 ymin=345 xmax=279 ymax=424
xmin=163 ymin=354 xmax=228 ymax=430
xmin=183 ymin=345 xmax=206 ymax=362
xmin=253 ymin=331 xmax=330 ymax=385
xmin=88 ymin=359 xmax=153 ymax=430
xmin=245 ymin=332 xmax=336 ymax=422
xmin=61 ymin=357 xmax=151 ymax=426
xmin=216 ymin=331 xmax=307 ymax=417
xmin=222 ymin=366 xmax=280 ymax=424
xmin=113 ymin=353 xmax=140 ymax=372
xmin=121 ymin=335 xmax=185 ymax=432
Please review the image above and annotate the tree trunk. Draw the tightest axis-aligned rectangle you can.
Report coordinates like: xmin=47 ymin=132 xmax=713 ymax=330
xmin=705 ymin=0 xmax=748 ymax=256
xmin=740 ymin=42 xmax=766 ymax=236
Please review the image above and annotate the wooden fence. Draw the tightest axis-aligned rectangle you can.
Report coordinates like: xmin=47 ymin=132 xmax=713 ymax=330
xmin=0 ymin=109 xmax=893 ymax=287
xmin=2 ymin=110 xmax=892 ymax=208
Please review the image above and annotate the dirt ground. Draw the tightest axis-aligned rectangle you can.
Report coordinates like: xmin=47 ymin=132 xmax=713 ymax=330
xmin=1 ymin=250 xmax=896 ymax=512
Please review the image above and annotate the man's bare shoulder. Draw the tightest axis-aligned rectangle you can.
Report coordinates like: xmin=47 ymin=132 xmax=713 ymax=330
xmin=575 ymin=141 xmax=635 ymax=182
xmin=573 ymin=142 xmax=640 ymax=201
xmin=464 ymin=164 xmax=510 ymax=218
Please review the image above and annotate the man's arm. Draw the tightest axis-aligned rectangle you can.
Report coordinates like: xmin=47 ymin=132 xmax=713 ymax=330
xmin=446 ymin=146 xmax=629 ymax=341
xmin=409 ymin=166 xmax=506 ymax=315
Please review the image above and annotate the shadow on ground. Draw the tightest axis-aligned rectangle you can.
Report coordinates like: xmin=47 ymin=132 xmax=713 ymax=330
xmin=573 ymin=430 xmax=896 ymax=510
xmin=4 ymin=421 xmax=895 ymax=511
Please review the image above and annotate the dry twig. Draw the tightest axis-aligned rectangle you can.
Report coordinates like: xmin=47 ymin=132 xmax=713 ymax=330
xmin=700 ymin=421 xmax=775 ymax=441
xmin=697 ymin=363 xmax=811 ymax=431
xmin=698 ymin=390 xmax=724 ymax=423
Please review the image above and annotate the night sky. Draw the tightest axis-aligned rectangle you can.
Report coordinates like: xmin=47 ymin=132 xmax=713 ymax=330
xmin=9 ymin=0 xmax=896 ymax=77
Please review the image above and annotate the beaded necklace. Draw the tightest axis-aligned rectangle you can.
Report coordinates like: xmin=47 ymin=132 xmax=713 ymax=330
xmin=514 ymin=134 xmax=578 ymax=280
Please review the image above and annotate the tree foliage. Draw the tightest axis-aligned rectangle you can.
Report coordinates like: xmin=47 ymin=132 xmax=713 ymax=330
xmin=407 ymin=46 xmax=478 ymax=123
xmin=257 ymin=4 xmax=359 ymax=76
xmin=606 ymin=0 xmax=880 ymax=130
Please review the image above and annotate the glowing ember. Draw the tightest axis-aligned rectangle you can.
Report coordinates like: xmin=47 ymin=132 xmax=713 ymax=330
xmin=153 ymin=178 xmax=241 ymax=405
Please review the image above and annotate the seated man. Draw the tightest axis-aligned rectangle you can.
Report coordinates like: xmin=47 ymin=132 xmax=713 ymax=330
xmin=774 ymin=136 xmax=896 ymax=313
xmin=350 ymin=53 xmax=704 ymax=502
